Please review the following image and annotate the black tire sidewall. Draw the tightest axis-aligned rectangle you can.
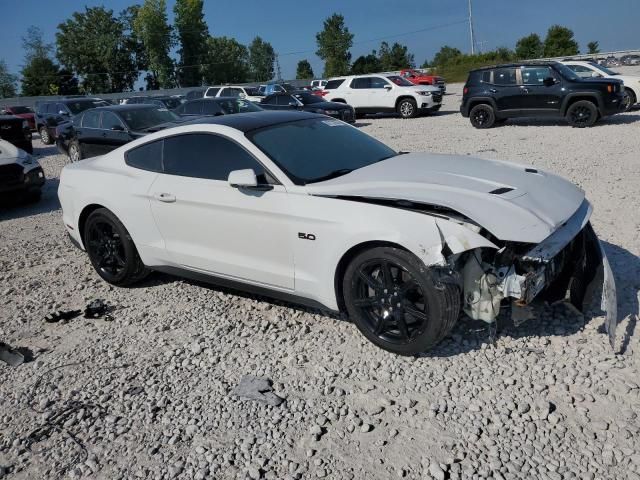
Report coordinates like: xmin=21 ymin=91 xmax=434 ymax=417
xmin=566 ymin=100 xmax=597 ymax=127
xmin=342 ymin=247 xmax=456 ymax=356
xmin=84 ymin=208 xmax=142 ymax=286
xmin=469 ymin=104 xmax=495 ymax=128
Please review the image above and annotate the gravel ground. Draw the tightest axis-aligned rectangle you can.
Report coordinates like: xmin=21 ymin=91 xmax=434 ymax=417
xmin=1 ymin=67 xmax=639 ymax=480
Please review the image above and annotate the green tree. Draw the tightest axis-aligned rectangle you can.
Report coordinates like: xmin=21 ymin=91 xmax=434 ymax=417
xmin=431 ymin=46 xmax=462 ymax=66
xmin=543 ymin=25 xmax=579 ymax=57
xmin=0 ymin=60 xmax=18 ymax=98
xmin=296 ymin=59 xmax=314 ymax=79
xmin=174 ymin=0 xmax=209 ymax=87
xmin=134 ymin=0 xmax=174 ymax=89
xmin=351 ymin=52 xmax=381 ymax=74
xmin=378 ymin=41 xmax=415 ymax=71
xmin=248 ymin=36 xmax=275 ymax=82
xmin=515 ymin=33 xmax=543 ymax=59
xmin=202 ymin=36 xmax=249 ymax=84
xmin=56 ymin=6 xmax=139 ymax=93
xmin=316 ymin=13 xmax=353 ymax=77
xmin=587 ymin=41 xmax=600 ymax=54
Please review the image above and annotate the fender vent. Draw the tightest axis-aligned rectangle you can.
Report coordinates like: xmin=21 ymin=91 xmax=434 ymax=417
xmin=489 ymin=187 xmax=514 ymax=195
xmin=525 ymin=168 xmax=538 ymax=173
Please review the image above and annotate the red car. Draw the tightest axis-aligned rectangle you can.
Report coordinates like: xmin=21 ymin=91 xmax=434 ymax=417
xmin=1 ymin=106 xmax=36 ymax=131
xmin=399 ymin=69 xmax=446 ymax=93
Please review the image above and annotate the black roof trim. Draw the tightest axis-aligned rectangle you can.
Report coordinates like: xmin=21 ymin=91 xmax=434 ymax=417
xmin=182 ymin=111 xmax=320 ymax=132
xmin=470 ymin=60 xmax=561 ymax=72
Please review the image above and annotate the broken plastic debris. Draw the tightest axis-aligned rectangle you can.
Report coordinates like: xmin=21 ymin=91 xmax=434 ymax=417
xmin=0 ymin=342 xmax=25 ymax=367
xmin=232 ymin=375 xmax=284 ymax=406
xmin=44 ymin=310 xmax=82 ymax=323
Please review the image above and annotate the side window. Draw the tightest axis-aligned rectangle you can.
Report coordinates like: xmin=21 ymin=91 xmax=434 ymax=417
xmin=370 ymin=77 xmax=390 ymax=89
xmin=324 ymin=79 xmax=345 ymax=90
xmin=82 ymin=110 xmax=101 ymax=128
xmin=480 ymin=70 xmax=491 ymax=83
xmin=521 ymin=66 xmax=554 ymax=85
xmin=567 ymin=65 xmax=593 ymax=78
xmin=205 ymin=87 xmax=220 ymax=97
xmin=202 ymin=101 xmax=223 ymax=115
xmin=125 ymin=139 xmax=163 ymax=172
xmin=56 ymin=103 xmax=68 ymax=115
xmin=229 ymin=88 xmax=243 ymax=97
xmin=350 ymin=77 xmax=370 ymax=89
xmin=184 ymin=101 xmax=203 ymax=114
xmin=277 ymin=95 xmax=295 ymax=106
xmin=219 ymin=88 xmax=231 ymax=97
xmin=101 ymin=112 xmax=124 ymax=130
xmin=163 ymin=134 xmax=265 ymax=181
xmin=492 ymin=68 xmax=517 ymax=85
xmin=263 ymin=95 xmax=279 ymax=105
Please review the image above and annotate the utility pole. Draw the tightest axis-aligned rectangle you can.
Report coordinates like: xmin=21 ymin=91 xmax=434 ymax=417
xmin=274 ymin=54 xmax=282 ymax=81
xmin=468 ymin=0 xmax=475 ymax=55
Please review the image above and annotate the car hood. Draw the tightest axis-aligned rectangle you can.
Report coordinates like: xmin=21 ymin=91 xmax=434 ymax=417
xmin=396 ymin=84 xmax=440 ymax=93
xmin=577 ymin=77 xmax=624 ymax=86
xmin=305 ymin=153 xmax=585 ymax=243
xmin=0 ymin=140 xmax=32 ymax=166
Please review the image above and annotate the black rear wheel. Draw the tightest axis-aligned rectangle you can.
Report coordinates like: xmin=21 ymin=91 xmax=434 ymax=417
xmin=469 ymin=104 xmax=496 ymax=128
xmin=84 ymin=208 xmax=149 ymax=286
xmin=343 ymin=247 xmax=460 ymax=355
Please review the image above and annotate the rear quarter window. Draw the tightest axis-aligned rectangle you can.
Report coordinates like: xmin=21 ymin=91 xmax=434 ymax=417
xmin=324 ymin=79 xmax=345 ymax=89
xmin=125 ymin=139 xmax=163 ymax=172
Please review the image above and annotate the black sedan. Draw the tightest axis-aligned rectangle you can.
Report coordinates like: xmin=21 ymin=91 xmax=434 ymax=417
xmin=259 ymin=91 xmax=355 ymax=123
xmin=56 ymin=105 xmax=186 ymax=162
xmin=174 ymin=97 xmax=264 ymax=117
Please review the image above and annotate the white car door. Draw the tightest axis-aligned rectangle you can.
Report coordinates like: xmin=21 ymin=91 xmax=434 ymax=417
xmin=149 ymin=132 xmax=295 ymax=290
xmin=345 ymin=77 xmax=371 ymax=107
xmin=368 ymin=76 xmax=395 ymax=108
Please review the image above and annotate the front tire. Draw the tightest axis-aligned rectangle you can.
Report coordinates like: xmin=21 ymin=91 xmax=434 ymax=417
xmin=622 ymin=88 xmax=636 ymax=112
xmin=39 ymin=127 xmax=52 ymax=145
xmin=397 ymin=98 xmax=418 ymax=119
xmin=469 ymin=104 xmax=496 ymax=128
xmin=566 ymin=100 xmax=598 ymax=128
xmin=342 ymin=247 xmax=460 ymax=356
xmin=68 ymin=140 xmax=82 ymax=162
xmin=84 ymin=208 xmax=149 ymax=286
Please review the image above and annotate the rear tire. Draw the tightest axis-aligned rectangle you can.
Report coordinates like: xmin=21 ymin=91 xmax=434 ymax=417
xmin=566 ymin=100 xmax=598 ymax=128
xmin=68 ymin=140 xmax=82 ymax=162
xmin=342 ymin=246 xmax=460 ymax=356
xmin=84 ymin=208 xmax=149 ymax=287
xmin=39 ymin=127 xmax=52 ymax=145
xmin=469 ymin=104 xmax=496 ymax=128
xmin=397 ymin=98 xmax=418 ymax=119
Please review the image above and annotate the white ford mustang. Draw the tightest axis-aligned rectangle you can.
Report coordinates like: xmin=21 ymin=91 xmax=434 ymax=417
xmin=58 ymin=111 xmax=617 ymax=355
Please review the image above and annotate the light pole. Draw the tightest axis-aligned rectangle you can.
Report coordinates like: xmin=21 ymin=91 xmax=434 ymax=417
xmin=468 ymin=0 xmax=476 ymax=55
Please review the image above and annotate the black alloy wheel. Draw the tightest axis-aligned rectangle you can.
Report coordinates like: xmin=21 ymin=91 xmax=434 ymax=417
xmin=84 ymin=208 xmax=149 ymax=286
xmin=566 ymin=100 xmax=597 ymax=128
xmin=343 ymin=247 xmax=460 ymax=355
xmin=469 ymin=104 xmax=496 ymax=129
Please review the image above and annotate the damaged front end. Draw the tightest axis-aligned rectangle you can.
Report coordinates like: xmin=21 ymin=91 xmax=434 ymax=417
xmin=459 ymin=200 xmax=618 ymax=348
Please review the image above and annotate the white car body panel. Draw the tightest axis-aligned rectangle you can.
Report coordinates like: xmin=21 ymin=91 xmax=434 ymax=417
xmin=562 ymin=61 xmax=640 ymax=104
xmin=205 ymin=86 xmax=262 ymax=103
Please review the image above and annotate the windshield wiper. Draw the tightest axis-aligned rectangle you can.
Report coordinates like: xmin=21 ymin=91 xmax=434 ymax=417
xmin=307 ymin=168 xmax=353 ymax=183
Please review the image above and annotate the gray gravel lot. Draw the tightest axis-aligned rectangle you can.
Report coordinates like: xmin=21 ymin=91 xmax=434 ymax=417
xmin=1 ymin=69 xmax=639 ymax=479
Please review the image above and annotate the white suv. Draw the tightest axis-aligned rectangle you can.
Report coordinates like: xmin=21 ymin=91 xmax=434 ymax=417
xmin=204 ymin=85 xmax=262 ymax=102
xmin=561 ymin=60 xmax=640 ymax=111
xmin=322 ymin=75 xmax=442 ymax=118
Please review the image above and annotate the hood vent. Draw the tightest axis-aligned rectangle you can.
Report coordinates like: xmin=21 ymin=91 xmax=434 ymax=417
xmin=489 ymin=187 xmax=514 ymax=195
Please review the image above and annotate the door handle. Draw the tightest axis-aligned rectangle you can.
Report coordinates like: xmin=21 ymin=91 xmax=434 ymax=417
xmin=154 ymin=192 xmax=176 ymax=203
xmin=489 ymin=88 xmax=498 ymax=93
xmin=521 ymin=87 xmax=530 ymax=93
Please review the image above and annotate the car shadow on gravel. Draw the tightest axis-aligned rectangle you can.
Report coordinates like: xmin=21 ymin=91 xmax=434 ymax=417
xmin=504 ymin=113 xmax=640 ymax=128
xmin=0 ymin=178 xmax=60 ymax=221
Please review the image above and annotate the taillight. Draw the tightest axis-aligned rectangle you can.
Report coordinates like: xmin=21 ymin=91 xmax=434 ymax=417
xmin=463 ymin=86 xmax=469 ymax=95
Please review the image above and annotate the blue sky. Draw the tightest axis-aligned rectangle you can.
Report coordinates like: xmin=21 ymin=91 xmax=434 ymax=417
xmin=1 ymin=0 xmax=638 ymax=84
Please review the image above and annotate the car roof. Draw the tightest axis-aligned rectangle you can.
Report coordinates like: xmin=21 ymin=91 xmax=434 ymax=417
xmin=91 ymin=104 xmax=160 ymax=113
xmin=470 ymin=61 xmax=560 ymax=72
xmin=38 ymin=98 xmax=104 ymax=105
xmin=183 ymin=110 xmax=320 ymax=132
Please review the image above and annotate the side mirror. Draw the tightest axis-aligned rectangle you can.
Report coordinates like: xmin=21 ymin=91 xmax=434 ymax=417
xmin=111 ymin=124 xmax=125 ymax=131
xmin=239 ymin=93 xmax=246 ymax=99
xmin=228 ymin=169 xmax=258 ymax=188
xmin=591 ymin=72 xmax=602 ymax=78
xmin=384 ymin=85 xmax=392 ymax=90
xmin=543 ymin=77 xmax=556 ymax=87
xmin=288 ymin=101 xmax=298 ymax=107
xmin=59 ymin=110 xmax=69 ymax=116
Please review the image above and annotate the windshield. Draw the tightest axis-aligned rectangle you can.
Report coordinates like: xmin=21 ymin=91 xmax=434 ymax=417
xmin=292 ymin=92 xmax=324 ymax=104
xmin=554 ymin=63 xmax=580 ymax=81
xmin=248 ymin=118 xmax=397 ymax=185
xmin=589 ymin=62 xmax=618 ymax=76
xmin=120 ymin=107 xmax=179 ymax=130
xmin=387 ymin=75 xmax=415 ymax=87
xmin=67 ymin=100 xmax=109 ymax=115
xmin=205 ymin=87 xmax=220 ymax=97
xmin=9 ymin=106 xmax=32 ymax=114
xmin=217 ymin=99 xmax=263 ymax=114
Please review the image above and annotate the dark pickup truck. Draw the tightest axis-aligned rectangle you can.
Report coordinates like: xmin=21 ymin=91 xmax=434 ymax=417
xmin=0 ymin=115 xmax=33 ymax=153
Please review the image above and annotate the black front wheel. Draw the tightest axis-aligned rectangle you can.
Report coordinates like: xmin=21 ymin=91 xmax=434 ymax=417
xmin=566 ymin=100 xmax=598 ymax=128
xmin=84 ymin=208 xmax=149 ymax=286
xmin=343 ymin=247 xmax=460 ymax=355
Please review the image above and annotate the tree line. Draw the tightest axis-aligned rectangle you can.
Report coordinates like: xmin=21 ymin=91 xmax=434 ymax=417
xmin=0 ymin=5 xmax=601 ymax=98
